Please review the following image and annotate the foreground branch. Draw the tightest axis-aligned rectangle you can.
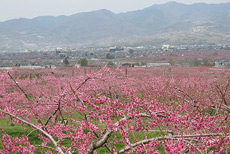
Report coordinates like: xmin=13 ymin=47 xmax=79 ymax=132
xmin=183 ymin=139 xmax=204 ymax=154
xmin=0 ymin=108 xmax=64 ymax=154
xmin=87 ymin=112 xmax=165 ymax=154
xmin=116 ymin=133 xmax=229 ymax=154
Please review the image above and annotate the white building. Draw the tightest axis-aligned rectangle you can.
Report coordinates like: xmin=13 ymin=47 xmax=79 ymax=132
xmin=162 ymin=45 xmax=170 ymax=51
xmin=147 ymin=63 xmax=170 ymax=67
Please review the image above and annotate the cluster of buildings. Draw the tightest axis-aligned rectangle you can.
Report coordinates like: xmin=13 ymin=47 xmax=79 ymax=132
xmin=0 ymin=43 xmax=230 ymax=69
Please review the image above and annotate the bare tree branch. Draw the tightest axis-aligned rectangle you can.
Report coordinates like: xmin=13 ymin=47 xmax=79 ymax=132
xmin=87 ymin=112 xmax=165 ymax=154
xmin=7 ymin=71 xmax=44 ymax=125
xmin=34 ymin=145 xmax=55 ymax=150
xmin=183 ymin=139 xmax=204 ymax=154
xmin=174 ymin=87 xmax=197 ymax=104
xmin=93 ymin=131 xmax=112 ymax=153
xmin=44 ymin=96 xmax=63 ymax=126
xmin=0 ymin=108 xmax=64 ymax=154
xmin=7 ymin=71 xmax=31 ymax=101
xmin=76 ymin=77 xmax=91 ymax=91
xmin=116 ymin=133 xmax=229 ymax=154
xmin=223 ymin=104 xmax=230 ymax=111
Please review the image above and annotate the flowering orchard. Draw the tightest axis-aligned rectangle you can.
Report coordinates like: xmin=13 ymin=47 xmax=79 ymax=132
xmin=0 ymin=66 xmax=229 ymax=154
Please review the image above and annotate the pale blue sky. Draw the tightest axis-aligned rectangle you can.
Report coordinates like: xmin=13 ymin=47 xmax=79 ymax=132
xmin=0 ymin=0 xmax=229 ymax=21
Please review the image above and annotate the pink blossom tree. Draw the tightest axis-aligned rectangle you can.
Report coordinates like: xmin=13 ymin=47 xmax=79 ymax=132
xmin=0 ymin=66 xmax=229 ymax=153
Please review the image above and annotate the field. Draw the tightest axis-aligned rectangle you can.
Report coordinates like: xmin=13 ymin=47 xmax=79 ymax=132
xmin=0 ymin=66 xmax=230 ymax=154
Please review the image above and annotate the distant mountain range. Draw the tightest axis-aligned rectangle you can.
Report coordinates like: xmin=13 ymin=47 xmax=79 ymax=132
xmin=1 ymin=1 xmax=230 ymax=51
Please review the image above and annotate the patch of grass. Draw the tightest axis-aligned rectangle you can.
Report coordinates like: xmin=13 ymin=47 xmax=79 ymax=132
xmin=0 ymin=117 xmax=44 ymax=151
